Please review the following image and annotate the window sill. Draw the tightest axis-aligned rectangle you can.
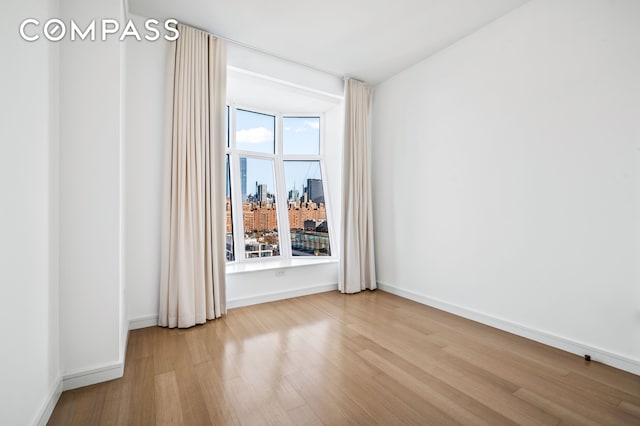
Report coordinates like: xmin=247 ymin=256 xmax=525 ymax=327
xmin=225 ymin=257 xmax=339 ymax=275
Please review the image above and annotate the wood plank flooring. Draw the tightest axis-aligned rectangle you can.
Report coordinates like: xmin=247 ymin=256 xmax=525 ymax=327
xmin=49 ymin=290 xmax=640 ymax=425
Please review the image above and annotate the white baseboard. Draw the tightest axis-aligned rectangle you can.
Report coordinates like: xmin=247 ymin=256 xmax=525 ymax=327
xmin=227 ymin=283 xmax=338 ymax=309
xmin=377 ymin=282 xmax=640 ymax=376
xmin=34 ymin=377 xmax=62 ymax=426
xmin=127 ymin=284 xmax=338 ymax=328
xmin=129 ymin=314 xmax=159 ymax=330
xmin=37 ymin=331 xmax=128 ymax=422
xmin=60 ymin=328 xmax=129 ymax=393
xmin=62 ymin=362 xmax=124 ymax=391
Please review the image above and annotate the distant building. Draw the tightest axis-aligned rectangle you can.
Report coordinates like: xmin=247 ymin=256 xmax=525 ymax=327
xmin=225 ymin=197 xmax=233 ymax=233
xmin=315 ymin=220 xmax=328 ymax=233
xmin=304 ymin=219 xmax=319 ymax=231
xmin=256 ymin=182 xmax=268 ymax=202
xmin=240 ymin=157 xmax=247 ymax=201
xmin=306 ymin=178 xmax=324 ymax=204
xmin=244 ymin=240 xmax=274 ymax=258
xmin=288 ymin=188 xmax=299 ymax=202
xmin=225 ymin=233 xmax=234 ymax=261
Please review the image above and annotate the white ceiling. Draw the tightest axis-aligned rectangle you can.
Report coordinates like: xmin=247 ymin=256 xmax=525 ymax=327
xmin=129 ymin=0 xmax=529 ymax=84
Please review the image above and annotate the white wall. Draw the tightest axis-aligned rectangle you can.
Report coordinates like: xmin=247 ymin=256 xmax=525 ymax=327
xmin=0 ymin=0 xmax=61 ymax=424
xmin=373 ymin=0 xmax=640 ymax=373
xmin=227 ymin=263 xmax=338 ymax=308
xmin=125 ymin=23 xmax=344 ymax=324
xmin=58 ymin=0 xmax=126 ymax=381
xmin=125 ymin=17 xmax=168 ymax=324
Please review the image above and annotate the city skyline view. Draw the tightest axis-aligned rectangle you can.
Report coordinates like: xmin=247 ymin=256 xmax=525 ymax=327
xmin=233 ymin=110 xmax=324 ymax=203
xmin=240 ymin=160 xmax=325 ymax=204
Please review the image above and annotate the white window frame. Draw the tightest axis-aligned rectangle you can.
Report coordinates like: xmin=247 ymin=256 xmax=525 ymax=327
xmin=226 ymin=104 xmax=336 ymax=264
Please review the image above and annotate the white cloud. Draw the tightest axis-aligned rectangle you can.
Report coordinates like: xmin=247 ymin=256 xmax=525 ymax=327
xmin=305 ymin=120 xmax=320 ymax=129
xmin=236 ymin=127 xmax=273 ymax=144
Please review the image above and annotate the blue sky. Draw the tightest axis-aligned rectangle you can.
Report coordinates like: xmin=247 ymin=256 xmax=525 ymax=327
xmin=283 ymin=161 xmax=322 ymax=197
xmin=234 ymin=110 xmax=320 ymax=155
xmin=283 ymin=116 xmax=320 ymax=155
xmin=235 ymin=109 xmax=274 ymax=153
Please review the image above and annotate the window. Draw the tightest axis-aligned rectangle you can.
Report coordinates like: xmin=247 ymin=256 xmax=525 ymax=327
xmin=284 ymin=161 xmax=330 ymax=256
xmin=241 ymin=157 xmax=279 ymax=258
xmin=226 ymin=106 xmax=333 ymax=262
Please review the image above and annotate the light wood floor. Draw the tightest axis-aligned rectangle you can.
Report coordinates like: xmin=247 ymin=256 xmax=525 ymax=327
xmin=49 ymin=290 xmax=640 ymax=425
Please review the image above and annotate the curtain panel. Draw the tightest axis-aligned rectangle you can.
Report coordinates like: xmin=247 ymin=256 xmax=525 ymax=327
xmin=339 ymin=79 xmax=377 ymax=294
xmin=159 ymin=24 xmax=227 ymax=328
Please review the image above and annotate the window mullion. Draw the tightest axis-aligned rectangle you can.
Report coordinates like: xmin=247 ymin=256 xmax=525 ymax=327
xmin=318 ymin=114 xmax=335 ymax=258
xmin=230 ymin=106 xmax=246 ymax=262
xmin=319 ymin=159 xmax=336 ymax=259
xmin=274 ymin=113 xmax=292 ymax=259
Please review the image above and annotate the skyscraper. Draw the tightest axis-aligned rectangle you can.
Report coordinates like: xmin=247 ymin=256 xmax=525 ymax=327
xmin=257 ymin=183 xmax=268 ymax=202
xmin=240 ymin=157 xmax=247 ymax=201
xmin=306 ymin=178 xmax=324 ymax=204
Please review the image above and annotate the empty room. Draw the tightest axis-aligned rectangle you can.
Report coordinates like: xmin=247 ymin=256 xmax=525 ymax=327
xmin=2 ymin=0 xmax=639 ymax=424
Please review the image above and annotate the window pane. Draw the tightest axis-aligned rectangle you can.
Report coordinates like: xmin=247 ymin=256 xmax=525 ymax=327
xmin=225 ymin=155 xmax=234 ymax=262
xmin=283 ymin=117 xmax=320 ymax=155
xmin=226 ymin=106 xmax=230 ymax=148
xmin=242 ymin=157 xmax=280 ymax=258
xmin=236 ymin=109 xmax=275 ymax=154
xmin=284 ymin=161 xmax=331 ymax=256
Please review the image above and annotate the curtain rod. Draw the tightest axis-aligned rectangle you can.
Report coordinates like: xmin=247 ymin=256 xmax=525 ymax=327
xmin=178 ymin=21 xmax=347 ymax=81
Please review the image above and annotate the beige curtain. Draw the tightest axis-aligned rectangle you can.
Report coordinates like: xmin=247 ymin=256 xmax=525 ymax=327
xmin=159 ymin=24 xmax=227 ymax=328
xmin=339 ymin=79 xmax=377 ymax=294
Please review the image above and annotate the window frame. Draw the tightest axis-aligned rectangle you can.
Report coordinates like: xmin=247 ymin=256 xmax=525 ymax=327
xmin=226 ymin=103 xmax=336 ymax=264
